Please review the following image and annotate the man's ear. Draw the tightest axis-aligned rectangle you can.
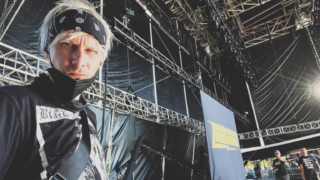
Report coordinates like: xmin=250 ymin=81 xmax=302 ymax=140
xmin=44 ymin=48 xmax=49 ymax=60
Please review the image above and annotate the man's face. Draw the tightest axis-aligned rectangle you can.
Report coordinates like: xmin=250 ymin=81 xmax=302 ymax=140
xmin=275 ymin=153 xmax=281 ymax=158
xmin=45 ymin=33 xmax=102 ymax=80
xmin=301 ymin=148 xmax=308 ymax=156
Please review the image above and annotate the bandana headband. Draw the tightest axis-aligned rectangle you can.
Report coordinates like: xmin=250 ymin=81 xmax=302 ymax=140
xmin=47 ymin=9 xmax=106 ymax=48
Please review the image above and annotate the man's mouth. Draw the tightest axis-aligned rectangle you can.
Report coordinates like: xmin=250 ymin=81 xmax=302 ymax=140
xmin=67 ymin=73 xmax=86 ymax=79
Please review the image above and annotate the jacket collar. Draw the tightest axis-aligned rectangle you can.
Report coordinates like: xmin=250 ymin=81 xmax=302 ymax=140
xmin=32 ymin=73 xmax=88 ymax=112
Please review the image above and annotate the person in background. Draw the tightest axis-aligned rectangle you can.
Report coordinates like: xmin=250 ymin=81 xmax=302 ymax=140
xmin=299 ymin=148 xmax=320 ymax=180
xmin=254 ymin=162 xmax=262 ymax=179
xmin=273 ymin=150 xmax=290 ymax=180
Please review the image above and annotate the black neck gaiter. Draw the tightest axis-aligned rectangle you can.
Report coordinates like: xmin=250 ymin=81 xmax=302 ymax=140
xmin=47 ymin=68 xmax=96 ymax=101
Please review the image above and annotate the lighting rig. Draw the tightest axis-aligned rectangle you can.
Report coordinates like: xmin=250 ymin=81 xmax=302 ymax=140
xmin=180 ymin=0 xmax=259 ymax=88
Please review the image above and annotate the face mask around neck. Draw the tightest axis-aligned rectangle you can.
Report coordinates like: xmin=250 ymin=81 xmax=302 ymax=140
xmin=47 ymin=68 xmax=96 ymax=101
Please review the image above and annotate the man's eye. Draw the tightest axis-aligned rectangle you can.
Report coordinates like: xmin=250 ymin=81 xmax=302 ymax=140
xmin=87 ymin=49 xmax=96 ymax=52
xmin=63 ymin=42 xmax=72 ymax=46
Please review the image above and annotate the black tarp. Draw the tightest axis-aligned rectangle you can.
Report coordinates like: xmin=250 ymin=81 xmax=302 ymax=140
xmin=108 ymin=112 xmax=210 ymax=180
xmin=248 ymin=30 xmax=320 ymax=143
xmin=240 ymin=30 xmax=320 ymax=160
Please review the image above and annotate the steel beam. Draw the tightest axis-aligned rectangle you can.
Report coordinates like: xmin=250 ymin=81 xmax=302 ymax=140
xmin=238 ymin=120 xmax=320 ymax=140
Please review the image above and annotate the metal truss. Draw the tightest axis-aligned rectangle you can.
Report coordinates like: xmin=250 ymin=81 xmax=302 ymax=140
xmin=225 ymin=0 xmax=312 ymax=47
xmin=165 ymin=0 xmax=219 ymax=54
xmin=225 ymin=0 xmax=272 ymax=33
xmin=113 ymin=17 xmax=251 ymax=125
xmin=242 ymin=13 xmax=295 ymax=47
xmin=225 ymin=0 xmax=271 ymax=17
xmin=134 ymin=0 xmax=190 ymax=55
xmin=0 ymin=41 xmax=206 ymax=134
xmin=238 ymin=120 xmax=320 ymax=140
xmin=0 ymin=0 xmax=25 ymax=41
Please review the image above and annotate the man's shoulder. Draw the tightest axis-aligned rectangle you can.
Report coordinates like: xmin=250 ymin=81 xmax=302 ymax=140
xmin=0 ymin=85 xmax=42 ymax=109
xmin=0 ymin=85 xmax=35 ymax=99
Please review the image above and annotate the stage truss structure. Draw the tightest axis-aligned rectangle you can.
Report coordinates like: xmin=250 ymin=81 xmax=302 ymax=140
xmin=164 ymin=0 xmax=219 ymax=54
xmin=0 ymin=0 xmax=25 ymax=41
xmin=242 ymin=13 xmax=295 ymax=47
xmin=135 ymin=0 xmax=190 ymax=55
xmin=238 ymin=120 xmax=320 ymax=140
xmin=225 ymin=0 xmax=312 ymax=47
xmin=113 ymin=17 xmax=251 ymax=125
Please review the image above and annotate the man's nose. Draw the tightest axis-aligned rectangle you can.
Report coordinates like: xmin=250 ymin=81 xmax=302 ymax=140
xmin=72 ymin=48 xmax=87 ymax=68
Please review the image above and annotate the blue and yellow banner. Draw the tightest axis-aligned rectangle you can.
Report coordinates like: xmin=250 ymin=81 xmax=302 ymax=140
xmin=200 ymin=91 xmax=245 ymax=180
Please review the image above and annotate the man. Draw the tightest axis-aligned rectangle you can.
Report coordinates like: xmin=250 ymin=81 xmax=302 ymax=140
xmin=273 ymin=150 xmax=290 ymax=180
xmin=0 ymin=0 xmax=114 ymax=179
xmin=254 ymin=162 xmax=262 ymax=179
xmin=299 ymin=148 xmax=320 ymax=180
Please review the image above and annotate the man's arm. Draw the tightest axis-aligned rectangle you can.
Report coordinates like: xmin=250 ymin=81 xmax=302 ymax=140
xmin=315 ymin=161 xmax=320 ymax=173
xmin=0 ymin=94 xmax=20 ymax=179
xmin=279 ymin=157 xmax=286 ymax=162
xmin=300 ymin=164 xmax=305 ymax=180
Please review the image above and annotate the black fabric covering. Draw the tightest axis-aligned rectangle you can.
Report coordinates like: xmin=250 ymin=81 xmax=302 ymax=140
xmin=156 ymin=68 xmax=188 ymax=115
xmin=241 ymin=30 xmax=320 ymax=160
xmin=164 ymin=127 xmax=193 ymax=180
xmin=164 ymin=127 xmax=211 ymax=180
xmin=107 ymin=112 xmax=210 ymax=180
xmin=249 ymin=30 xmax=320 ymax=131
xmin=109 ymin=113 xmax=164 ymax=180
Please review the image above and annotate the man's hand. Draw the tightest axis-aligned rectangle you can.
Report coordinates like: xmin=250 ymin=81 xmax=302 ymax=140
xmin=273 ymin=168 xmax=278 ymax=171
xmin=301 ymin=174 xmax=305 ymax=180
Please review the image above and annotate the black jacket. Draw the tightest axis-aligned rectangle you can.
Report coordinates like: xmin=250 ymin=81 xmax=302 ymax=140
xmin=0 ymin=74 xmax=106 ymax=180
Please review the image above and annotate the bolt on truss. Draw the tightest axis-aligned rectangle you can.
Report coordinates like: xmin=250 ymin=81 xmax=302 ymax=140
xmin=113 ymin=17 xmax=251 ymax=125
xmin=238 ymin=120 xmax=320 ymax=140
xmin=0 ymin=41 xmax=205 ymax=134
xmin=165 ymin=0 xmax=219 ymax=54
xmin=134 ymin=0 xmax=190 ymax=55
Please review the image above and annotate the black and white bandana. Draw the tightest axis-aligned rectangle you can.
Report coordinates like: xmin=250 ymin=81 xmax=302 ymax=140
xmin=48 ymin=9 xmax=106 ymax=48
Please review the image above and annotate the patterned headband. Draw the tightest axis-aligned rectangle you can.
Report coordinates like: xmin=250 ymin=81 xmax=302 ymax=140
xmin=48 ymin=9 xmax=106 ymax=48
